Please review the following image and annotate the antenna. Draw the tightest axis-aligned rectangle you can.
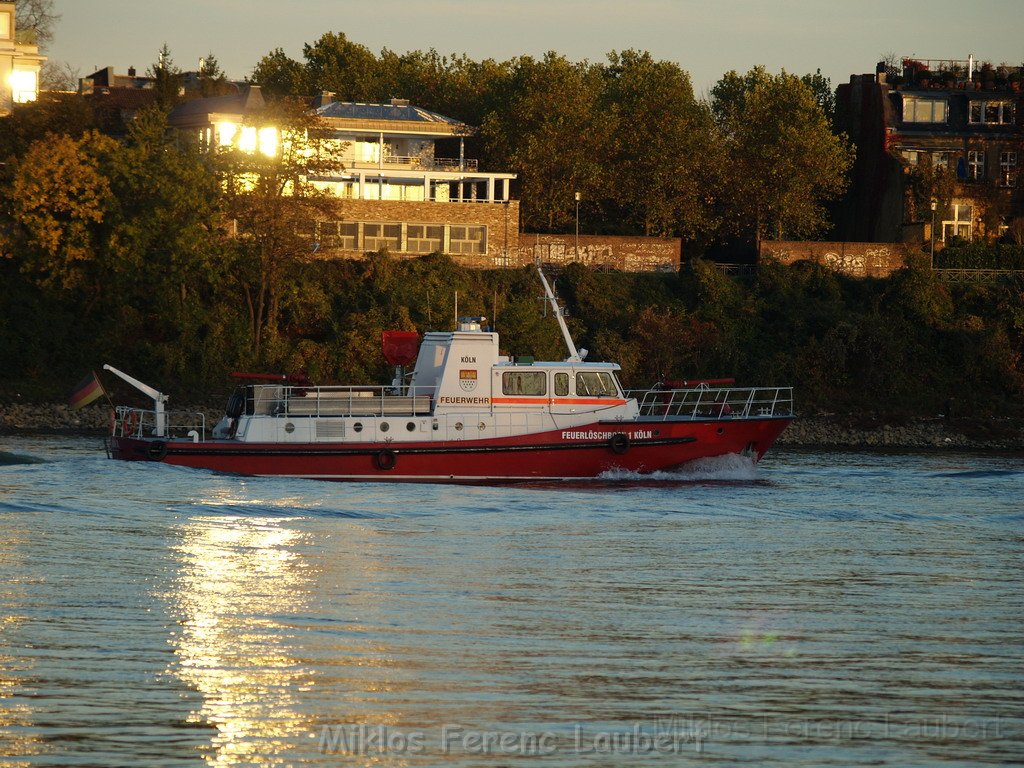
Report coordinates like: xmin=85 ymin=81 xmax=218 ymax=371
xmin=535 ymin=262 xmax=581 ymax=362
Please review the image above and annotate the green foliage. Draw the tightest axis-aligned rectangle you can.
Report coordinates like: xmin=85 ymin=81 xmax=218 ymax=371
xmin=710 ymin=67 xmax=854 ymax=246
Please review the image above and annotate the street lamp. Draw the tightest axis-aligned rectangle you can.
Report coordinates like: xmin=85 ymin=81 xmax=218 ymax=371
xmin=930 ymin=200 xmax=938 ymax=269
xmin=574 ymin=191 xmax=581 ymax=260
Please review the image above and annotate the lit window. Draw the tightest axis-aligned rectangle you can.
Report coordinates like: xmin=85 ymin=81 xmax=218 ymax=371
xmin=931 ymin=151 xmax=950 ymax=171
xmin=216 ymin=121 xmax=237 ymax=147
xmin=237 ymin=126 xmax=258 ymax=153
xmin=970 ymin=100 xmax=1014 ymax=125
xmin=10 ymin=69 xmax=38 ymax=104
xmin=941 ymin=204 xmax=973 ymax=242
xmin=0 ymin=12 xmax=11 ymax=40
xmin=999 ymin=152 xmax=1018 ymax=187
xmin=967 ymin=150 xmax=985 ymax=181
xmin=258 ymin=126 xmax=278 ymax=157
xmin=903 ymin=96 xmax=947 ymax=123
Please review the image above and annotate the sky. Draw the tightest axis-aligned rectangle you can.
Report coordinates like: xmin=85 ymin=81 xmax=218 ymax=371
xmin=46 ymin=0 xmax=1023 ymax=98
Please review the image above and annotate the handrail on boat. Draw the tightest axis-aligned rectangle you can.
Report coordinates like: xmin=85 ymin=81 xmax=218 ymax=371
xmin=246 ymin=384 xmax=434 ymax=418
xmin=625 ymin=385 xmax=794 ymax=421
xmin=112 ymin=406 xmax=206 ymax=439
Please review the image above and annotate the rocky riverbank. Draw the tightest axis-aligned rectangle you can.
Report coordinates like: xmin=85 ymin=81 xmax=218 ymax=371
xmin=1 ymin=402 xmax=1022 ymax=451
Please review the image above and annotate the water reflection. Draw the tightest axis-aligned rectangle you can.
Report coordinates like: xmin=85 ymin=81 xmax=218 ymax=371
xmin=167 ymin=513 xmax=317 ymax=766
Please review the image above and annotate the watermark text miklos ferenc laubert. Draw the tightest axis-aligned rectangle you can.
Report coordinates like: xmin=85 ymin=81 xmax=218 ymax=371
xmin=318 ymin=715 xmax=1006 ymax=757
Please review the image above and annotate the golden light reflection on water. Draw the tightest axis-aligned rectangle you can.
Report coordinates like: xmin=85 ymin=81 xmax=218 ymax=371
xmin=168 ymin=513 xmax=319 ymax=766
xmin=0 ymin=524 xmax=50 ymax=766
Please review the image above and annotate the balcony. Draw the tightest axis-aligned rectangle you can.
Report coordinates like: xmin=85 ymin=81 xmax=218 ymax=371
xmin=347 ymin=156 xmax=480 ymax=172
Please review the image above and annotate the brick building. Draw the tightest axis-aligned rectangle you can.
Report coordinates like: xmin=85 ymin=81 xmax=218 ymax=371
xmin=168 ymin=89 xmax=520 ymax=266
xmin=836 ymin=56 xmax=1023 ymax=248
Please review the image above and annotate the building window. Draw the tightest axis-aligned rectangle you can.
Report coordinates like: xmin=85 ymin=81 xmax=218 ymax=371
xmin=942 ymin=204 xmax=973 ymax=242
xmin=406 ymin=224 xmax=443 ymax=254
xmin=931 ymin=151 xmax=950 ymax=171
xmin=999 ymin=151 xmax=1018 ymax=187
xmin=0 ymin=11 xmax=11 ymax=40
xmin=449 ymin=225 xmax=487 ymax=255
xmin=902 ymin=96 xmax=947 ymax=124
xmin=969 ymin=100 xmax=1015 ymax=125
xmin=363 ymin=223 xmax=401 ymax=252
xmin=502 ymin=371 xmax=546 ymax=396
xmin=900 ymin=149 xmax=920 ymax=166
xmin=967 ymin=151 xmax=985 ymax=181
xmin=10 ymin=69 xmax=38 ymax=104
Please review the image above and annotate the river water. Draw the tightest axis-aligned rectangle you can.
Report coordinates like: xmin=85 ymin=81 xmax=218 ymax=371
xmin=0 ymin=435 xmax=1021 ymax=767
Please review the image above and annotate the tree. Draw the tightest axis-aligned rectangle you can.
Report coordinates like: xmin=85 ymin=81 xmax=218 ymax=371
xmin=250 ymin=48 xmax=310 ymax=97
xmin=14 ymin=0 xmax=58 ymax=48
xmin=302 ymin=32 xmax=381 ymax=102
xmin=481 ymin=53 xmax=611 ymax=232
xmin=148 ymin=44 xmax=183 ymax=108
xmin=5 ymin=130 xmax=117 ymax=295
xmin=39 ymin=60 xmax=78 ymax=91
xmin=600 ymin=50 xmax=718 ymax=239
xmin=216 ymin=99 xmax=347 ymax=360
xmin=710 ymin=66 xmax=854 ymax=250
xmin=195 ymin=52 xmax=234 ymax=98
xmin=800 ymin=69 xmax=836 ymax=125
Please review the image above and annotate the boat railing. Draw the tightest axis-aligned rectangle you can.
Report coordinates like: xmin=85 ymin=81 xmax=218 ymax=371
xmin=626 ymin=385 xmax=794 ymax=421
xmin=112 ymin=406 xmax=207 ymax=439
xmin=249 ymin=384 xmax=434 ymax=418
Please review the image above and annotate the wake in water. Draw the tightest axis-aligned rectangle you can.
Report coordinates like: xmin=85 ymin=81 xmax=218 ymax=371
xmin=599 ymin=452 xmax=760 ymax=482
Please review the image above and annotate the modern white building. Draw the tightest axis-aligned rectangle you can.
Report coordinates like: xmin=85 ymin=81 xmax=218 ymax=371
xmin=0 ymin=1 xmax=44 ymax=115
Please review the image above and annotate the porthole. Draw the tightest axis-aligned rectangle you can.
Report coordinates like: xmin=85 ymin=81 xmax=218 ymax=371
xmin=478 ymin=422 xmax=486 ymax=431
xmin=406 ymin=421 xmax=416 ymax=432
xmin=716 ymin=427 xmax=725 ymax=435
xmin=284 ymin=422 xmax=295 ymax=434
xmin=455 ymin=422 xmax=463 ymax=431
xmin=353 ymin=422 xmax=363 ymax=433
xmin=380 ymin=422 xmax=390 ymax=433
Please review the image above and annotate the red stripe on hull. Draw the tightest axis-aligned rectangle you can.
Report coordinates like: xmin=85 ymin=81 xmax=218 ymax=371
xmin=109 ymin=419 xmax=791 ymax=481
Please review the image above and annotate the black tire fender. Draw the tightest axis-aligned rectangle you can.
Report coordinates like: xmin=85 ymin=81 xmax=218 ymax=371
xmin=609 ymin=433 xmax=629 ymax=455
xmin=148 ymin=441 xmax=168 ymax=461
xmin=375 ymin=449 xmax=397 ymax=471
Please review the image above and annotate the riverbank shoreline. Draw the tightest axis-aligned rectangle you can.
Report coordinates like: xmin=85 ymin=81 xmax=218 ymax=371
xmin=2 ymin=402 xmax=1022 ymax=452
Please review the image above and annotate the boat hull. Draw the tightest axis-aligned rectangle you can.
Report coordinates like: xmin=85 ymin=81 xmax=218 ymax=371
xmin=108 ymin=418 xmax=791 ymax=482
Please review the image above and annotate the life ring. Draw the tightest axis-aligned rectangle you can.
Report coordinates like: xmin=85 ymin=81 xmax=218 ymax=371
xmin=121 ymin=410 xmax=139 ymax=436
xmin=609 ymin=433 xmax=629 ymax=455
xmin=375 ymin=449 xmax=397 ymax=471
xmin=147 ymin=441 xmax=168 ymax=461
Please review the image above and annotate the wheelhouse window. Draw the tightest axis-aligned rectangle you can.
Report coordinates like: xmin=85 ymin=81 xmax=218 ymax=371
xmin=902 ymin=96 xmax=947 ymax=124
xmin=502 ymin=371 xmax=546 ymax=396
xmin=553 ymin=372 xmax=569 ymax=397
xmin=1000 ymin=152 xmax=1018 ymax=187
xmin=967 ymin=151 xmax=985 ymax=181
xmin=969 ymin=100 xmax=1015 ymax=126
xmin=575 ymin=371 xmax=618 ymax=397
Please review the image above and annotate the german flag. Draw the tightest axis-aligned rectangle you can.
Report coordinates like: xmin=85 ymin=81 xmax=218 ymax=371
xmin=68 ymin=371 xmax=106 ymax=410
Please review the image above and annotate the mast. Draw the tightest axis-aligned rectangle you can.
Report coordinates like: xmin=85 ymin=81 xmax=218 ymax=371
xmin=536 ymin=264 xmax=582 ymax=363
